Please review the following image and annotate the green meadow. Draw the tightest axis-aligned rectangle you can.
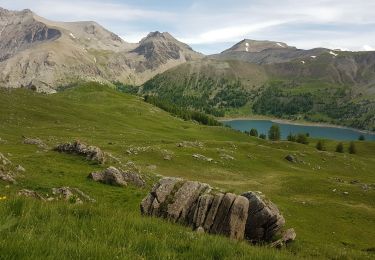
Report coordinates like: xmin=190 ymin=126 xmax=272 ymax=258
xmin=0 ymin=84 xmax=374 ymax=259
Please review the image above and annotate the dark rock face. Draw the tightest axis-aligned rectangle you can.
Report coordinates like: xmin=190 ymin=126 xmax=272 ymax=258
xmin=55 ymin=140 xmax=105 ymax=163
xmin=88 ymin=166 xmax=145 ymax=187
xmin=141 ymin=178 xmax=287 ymax=243
xmin=241 ymin=191 xmax=285 ymax=241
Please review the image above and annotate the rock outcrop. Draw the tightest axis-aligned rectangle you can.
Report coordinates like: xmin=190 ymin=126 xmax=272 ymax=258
xmin=55 ymin=140 xmax=105 ymax=163
xmin=88 ymin=166 xmax=145 ymax=187
xmin=141 ymin=178 xmax=287 ymax=243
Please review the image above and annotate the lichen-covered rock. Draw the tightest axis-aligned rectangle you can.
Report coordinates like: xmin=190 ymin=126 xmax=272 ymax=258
xmin=140 ymin=177 xmax=182 ymax=216
xmin=228 ymin=195 xmax=249 ymax=240
xmin=167 ymin=181 xmax=209 ymax=222
xmin=55 ymin=140 xmax=105 ymax=163
xmin=88 ymin=166 xmax=145 ymax=187
xmin=141 ymin=177 xmax=289 ymax=244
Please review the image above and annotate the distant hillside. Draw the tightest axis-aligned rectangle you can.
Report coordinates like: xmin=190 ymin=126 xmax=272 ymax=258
xmin=0 ymin=7 xmax=203 ymax=93
xmin=142 ymin=42 xmax=375 ymax=130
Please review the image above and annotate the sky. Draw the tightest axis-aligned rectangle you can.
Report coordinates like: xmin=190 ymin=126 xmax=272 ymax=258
xmin=1 ymin=0 xmax=375 ymax=54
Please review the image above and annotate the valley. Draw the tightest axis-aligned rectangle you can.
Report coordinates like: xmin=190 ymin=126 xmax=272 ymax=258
xmin=0 ymin=85 xmax=374 ymax=259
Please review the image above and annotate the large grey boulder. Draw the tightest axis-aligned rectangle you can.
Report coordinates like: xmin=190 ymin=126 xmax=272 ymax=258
xmin=141 ymin=177 xmax=289 ymax=244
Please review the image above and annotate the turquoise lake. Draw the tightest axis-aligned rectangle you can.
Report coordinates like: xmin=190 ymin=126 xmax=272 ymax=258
xmin=223 ymin=120 xmax=375 ymax=141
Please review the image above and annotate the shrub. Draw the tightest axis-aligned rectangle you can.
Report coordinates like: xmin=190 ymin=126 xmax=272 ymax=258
xmin=316 ymin=140 xmax=326 ymax=151
xmin=259 ymin=133 xmax=267 ymax=140
xmin=268 ymin=124 xmax=281 ymax=141
xmin=296 ymin=133 xmax=309 ymax=144
xmin=358 ymin=135 xmax=365 ymax=141
xmin=249 ymin=128 xmax=258 ymax=137
xmin=348 ymin=142 xmax=357 ymax=154
xmin=336 ymin=142 xmax=344 ymax=153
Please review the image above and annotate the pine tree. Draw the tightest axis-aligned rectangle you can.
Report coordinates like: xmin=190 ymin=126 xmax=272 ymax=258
xmin=348 ymin=142 xmax=357 ymax=154
xmin=336 ymin=142 xmax=344 ymax=153
xmin=268 ymin=124 xmax=281 ymax=141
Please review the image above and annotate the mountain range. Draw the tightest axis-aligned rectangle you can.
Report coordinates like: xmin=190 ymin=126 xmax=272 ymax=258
xmin=0 ymin=7 xmax=202 ymax=93
xmin=0 ymin=7 xmax=374 ymax=130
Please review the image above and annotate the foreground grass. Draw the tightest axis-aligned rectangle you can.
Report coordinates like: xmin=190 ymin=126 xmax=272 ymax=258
xmin=0 ymin=85 xmax=374 ymax=259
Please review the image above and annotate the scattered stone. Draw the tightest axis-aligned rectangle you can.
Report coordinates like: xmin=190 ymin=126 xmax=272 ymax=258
xmin=177 ymin=141 xmax=204 ymax=148
xmin=18 ymin=189 xmax=45 ymax=200
xmin=18 ymin=187 xmax=95 ymax=204
xmin=0 ymin=152 xmax=12 ymax=166
xmin=285 ymin=155 xmax=297 ymax=163
xmin=192 ymin=154 xmax=213 ymax=162
xmin=141 ymin=178 xmax=288 ymax=244
xmin=55 ymin=140 xmax=105 ymax=163
xmin=220 ymin=154 xmax=235 ymax=160
xmin=343 ymin=192 xmax=349 ymax=195
xmin=196 ymin=226 xmax=205 ymax=234
xmin=88 ymin=166 xmax=145 ymax=187
xmin=16 ymin=165 xmax=26 ymax=172
xmin=52 ymin=187 xmax=95 ymax=204
xmin=23 ymin=137 xmax=47 ymax=149
xmin=126 ymin=146 xmax=151 ymax=155
xmin=270 ymin=228 xmax=297 ymax=248
xmin=0 ymin=172 xmax=16 ymax=184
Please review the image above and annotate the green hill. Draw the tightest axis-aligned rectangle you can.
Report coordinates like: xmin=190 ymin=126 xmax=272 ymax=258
xmin=0 ymin=84 xmax=374 ymax=259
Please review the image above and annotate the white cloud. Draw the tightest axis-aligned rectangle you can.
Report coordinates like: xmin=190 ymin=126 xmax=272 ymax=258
xmin=363 ymin=45 xmax=375 ymax=51
xmin=179 ymin=20 xmax=287 ymax=44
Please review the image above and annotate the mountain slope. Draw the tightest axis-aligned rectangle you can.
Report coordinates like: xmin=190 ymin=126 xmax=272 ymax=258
xmin=142 ymin=40 xmax=375 ymax=130
xmin=0 ymin=7 xmax=203 ymax=92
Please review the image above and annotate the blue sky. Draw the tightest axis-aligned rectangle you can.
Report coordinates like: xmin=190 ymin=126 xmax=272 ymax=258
xmin=1 ymin=0 xmax=375 ymax=54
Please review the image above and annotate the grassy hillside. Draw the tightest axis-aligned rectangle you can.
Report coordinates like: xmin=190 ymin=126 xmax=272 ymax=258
xmin=0 ymin=85 xmax=374 ymax=259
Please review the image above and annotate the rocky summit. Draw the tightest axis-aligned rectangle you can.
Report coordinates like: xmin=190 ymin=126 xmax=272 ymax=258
xmin=141 ymin=177 xmax=287 ymax=242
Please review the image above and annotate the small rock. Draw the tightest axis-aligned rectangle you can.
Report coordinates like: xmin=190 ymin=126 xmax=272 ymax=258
xmin=16 ymin=165 xmax=26 ymax=172
xmin=343 ymin=192 xmax=349 ymax=195
xmin=18 ymin=189 xmax=45 ymax=200
xmin=23 ymin=137 xmax=47 ymax=149
xmin=196 ymin=226 xmax=205 ymax=234
xmin=270 ymin=228 xmax=296 ymax=248
xmin=285 ymin=155 xmax=297 ymax=163
xmin=192 ymin=154 xmax=213 ymax=162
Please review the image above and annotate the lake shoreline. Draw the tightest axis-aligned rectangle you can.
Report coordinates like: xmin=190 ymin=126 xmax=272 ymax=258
xmin=219 ymin=116 xmax=375 ymax=135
